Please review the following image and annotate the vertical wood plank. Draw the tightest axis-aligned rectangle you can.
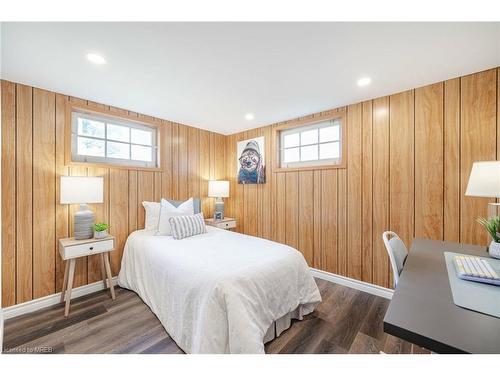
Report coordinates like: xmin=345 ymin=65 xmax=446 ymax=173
xmin=274 ymin=172 xmax=286 ymax=243
xmin=361 ymin=100 xmax=373 ymax=283
xmin=415 ymin=83 xmax=444 ymax=240
xmin=298 ymin=171 xmax=314 ymax=265
xmin=128 ymin=171 xmax=138 ymax=232
xmin=32 ymin=88 xmax=56 ymax=298
xmin=87 ymin=167 xmax=109 ymax=283
xmin=261 ymin=126 xmax=273 ymax=240
xmin=171 ymin=123 xmax=179 ymax=200
xmin=199 ymin=130 xmax=211 ymax=217
xmin=161 ymin=121 xmax=173 ymax=200
xmin=109 ymin=169 xmax=129 ymax=275
xmin=321 ymin=170 xmax=338 ymax=274
xmin=187 ymin=126 xmax=200 ymax=199
xmin=313 ymin=171 xmax=322 ymax=269
xmin=337 ymin=169 xmax=347 ymax=276
xmin=137 ymin=171 xmax=154 ymax=229
xmin=347 ymin=103 xmax=362 ymax=280
xmin=55 ymin=94 xmax=69 ymax=292
xmin=389 ymin=90 xmax=415 ymax=249
xmin=372 ymin=97 xmax=390 ymax=288
xmin=444 ymin=78 xmax=461 ymax=243
xmin=177 ymin=125 xmax=188 ymax=200
xmin=460 ymin=69 xmax=497 ymax=245
xmin=15 ymin=84 xmax=33 ymax=303
xmin=285 ymin=172 xmax=299 ymax=249
xmin=1 ymin=80 xmax=16 ymax=307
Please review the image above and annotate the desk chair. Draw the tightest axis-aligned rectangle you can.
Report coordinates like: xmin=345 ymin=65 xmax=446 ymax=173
xmin=382 ymin=231 xmax=408 ymax=289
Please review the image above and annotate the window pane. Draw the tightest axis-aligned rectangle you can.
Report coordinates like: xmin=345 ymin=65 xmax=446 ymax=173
xmin=320 ymin=125 xmax=340 ymax=142
xmin=283 ymin=133 xmax=299 ymax=148
xmin=77 ymin=136 xmax=105 ymax=157
xmin=283 ymin=147 xmax=299 ymax=163
xmin=320 ymin=142 xmax=340 ymax=159
xmin=78 ymin=118 xmax=105 ymax=138
xmin=300 ymin=129 xmax=318 ymax=145
xmin=131 ymin=145 xmax=152 ymax=162
xmin=107 ymin=124 xmax=129 ymax=142
xmin=300 ymin=145 xmax=318 ymax=161
xmin=107 ymin=141 xmax=130 ymax=159
xmin=131 ymin=128 xmax=152 ymax=145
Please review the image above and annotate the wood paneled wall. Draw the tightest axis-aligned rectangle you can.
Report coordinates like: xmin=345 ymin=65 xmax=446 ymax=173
xmin=225 ymin=68 xmax=500 ymax=289
xmin=1 ymin=80 xmax=226 ymax=307
xmin=2 ymin=67 xmax=499 ymax=305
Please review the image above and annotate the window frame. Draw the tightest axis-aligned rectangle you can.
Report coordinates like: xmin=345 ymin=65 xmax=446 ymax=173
xmin=65 ymin=102 xmax=164 ymax=171
xmin=272 ymin=110 xmax=346 ymax=172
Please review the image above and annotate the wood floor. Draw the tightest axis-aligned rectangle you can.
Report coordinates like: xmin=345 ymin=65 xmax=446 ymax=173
xmin=2 ymin=279 xmax=429 ymax=354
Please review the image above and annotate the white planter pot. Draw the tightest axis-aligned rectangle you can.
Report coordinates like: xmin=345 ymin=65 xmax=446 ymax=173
xmin=488 ymin=241 xmax=500 ymax=259
xmin=94 ymin=230 xmax=108 ymax=239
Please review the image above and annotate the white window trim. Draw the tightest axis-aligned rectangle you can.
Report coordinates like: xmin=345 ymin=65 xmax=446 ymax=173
xmin=279 ymin=119 xmax=342 ymax=169
xmin=71 ymin=110 xmax=159 ymax=169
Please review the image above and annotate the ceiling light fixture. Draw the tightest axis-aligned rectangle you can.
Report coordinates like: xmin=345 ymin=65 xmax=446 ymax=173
xmin=245 ymin=113 xmax=255 ymax=121
xmin=86 ymin=53 xmax=106 ymax=65
xmin=357 ymin=77 xmax=371 ymax=87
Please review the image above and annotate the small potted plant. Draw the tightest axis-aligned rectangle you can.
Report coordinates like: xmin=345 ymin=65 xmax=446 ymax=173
xmin=94 ymin=222 xmax=110 ymax=239
xmin=477 ymin=216 xmax=500 ymax=259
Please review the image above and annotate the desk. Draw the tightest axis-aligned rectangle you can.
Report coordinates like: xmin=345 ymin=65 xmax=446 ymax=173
xmin=383 ymin=238 xmax=500 ymax=353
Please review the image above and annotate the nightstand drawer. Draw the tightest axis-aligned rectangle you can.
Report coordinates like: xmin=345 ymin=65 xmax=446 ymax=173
xmin=213 ymin=221 xmax=236 ymax=229
xmin=62 ymin=239 xmax=114 ymax=259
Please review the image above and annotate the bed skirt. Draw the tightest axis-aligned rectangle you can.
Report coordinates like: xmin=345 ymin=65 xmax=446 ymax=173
xmin=263 ymin=303 xmax=316 ymax=344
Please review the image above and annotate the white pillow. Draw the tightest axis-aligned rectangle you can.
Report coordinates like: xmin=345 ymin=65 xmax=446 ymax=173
xmin=157 ymin=198 xmax=195 ymax=235
xmin=142 ymin=201 xmax=161 ymax=230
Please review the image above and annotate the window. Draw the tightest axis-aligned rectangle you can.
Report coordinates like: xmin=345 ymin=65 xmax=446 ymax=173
xmin=71 ymin=110 xmax=158 ymax=169
xmin=278 ymin=117 xmax=343 ymax=169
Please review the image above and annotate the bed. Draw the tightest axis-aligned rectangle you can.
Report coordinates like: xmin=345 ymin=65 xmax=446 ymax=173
xmin=117 ymin=226 xmax=321 ymax=354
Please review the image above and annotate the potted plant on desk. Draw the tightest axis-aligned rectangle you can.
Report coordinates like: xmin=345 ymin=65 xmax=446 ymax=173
xmin=477 ymin=216 xmax=500 ymax=259
xmin=94 ymin=222 xmax=110 ymax=239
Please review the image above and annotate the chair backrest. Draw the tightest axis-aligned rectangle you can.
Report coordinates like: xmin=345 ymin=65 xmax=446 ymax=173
xmin=382 ymin=231 xmax=408 ymax=289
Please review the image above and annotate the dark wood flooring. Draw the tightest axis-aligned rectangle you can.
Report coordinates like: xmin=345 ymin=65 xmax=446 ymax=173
xmin=3 ymin=278 xmax=429 ymax=354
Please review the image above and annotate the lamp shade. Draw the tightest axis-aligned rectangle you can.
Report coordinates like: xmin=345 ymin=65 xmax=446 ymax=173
xmin=208 ymin=180 xmax=229 ymax=198
xmin=60 ymin=176 xmax=104 ymax=204
xmin=465 ymin=161 xmax=500 ymax=198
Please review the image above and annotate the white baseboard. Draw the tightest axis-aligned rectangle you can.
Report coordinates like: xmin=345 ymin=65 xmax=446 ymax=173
xmin=2 ymin=277 xmax=118 ymax=320
xmin=310 ymin=268 xmax=394 ymax=300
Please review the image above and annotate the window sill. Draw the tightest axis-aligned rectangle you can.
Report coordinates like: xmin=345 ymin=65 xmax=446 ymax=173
xmin=67 ymin=160 xmax=164 ymax=172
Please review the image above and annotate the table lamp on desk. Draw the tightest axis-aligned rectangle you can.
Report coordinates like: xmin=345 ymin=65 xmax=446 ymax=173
xmin=465 ymin=161 xmax=500 ymax=219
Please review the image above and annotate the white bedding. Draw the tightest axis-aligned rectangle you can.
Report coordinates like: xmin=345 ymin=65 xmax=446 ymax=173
xmin=118 ymin=227 xmax=321 ymax=353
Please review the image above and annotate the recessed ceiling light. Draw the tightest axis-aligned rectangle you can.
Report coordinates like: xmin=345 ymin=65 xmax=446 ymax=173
xmin=357 ymin=77 xmax=371 ymax=87
xmin=245 ymin=113 xmax=255 ymax=121
xmin=86 ymin=53 xmax=106 ymax=65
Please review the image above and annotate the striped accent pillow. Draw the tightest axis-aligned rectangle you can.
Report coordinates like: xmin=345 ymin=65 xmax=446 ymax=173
xmin=168 ymin=213 xmax=206 ymax=240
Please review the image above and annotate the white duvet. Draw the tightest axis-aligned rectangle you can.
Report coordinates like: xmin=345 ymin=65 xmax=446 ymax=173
xmin=118 ymin=227 xmax=321 ymax=354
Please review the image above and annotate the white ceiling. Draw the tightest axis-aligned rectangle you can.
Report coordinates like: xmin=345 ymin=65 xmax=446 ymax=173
xmin=2 ymin=22 xmax=499 ymax=135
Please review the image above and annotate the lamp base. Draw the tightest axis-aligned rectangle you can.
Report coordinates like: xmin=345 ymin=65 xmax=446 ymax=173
xmin=214 ymin=198 xmax=225 ymax=220
xmin=74 ymin=204 xmax=95 ymax=240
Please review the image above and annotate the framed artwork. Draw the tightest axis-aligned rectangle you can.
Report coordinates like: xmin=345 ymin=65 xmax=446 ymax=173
xmin=237 ymin=136 xmax=266 ymax=184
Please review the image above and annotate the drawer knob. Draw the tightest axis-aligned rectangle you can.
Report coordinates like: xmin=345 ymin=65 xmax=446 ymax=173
xmin=89 ymin=246 xmax=94 ymax=250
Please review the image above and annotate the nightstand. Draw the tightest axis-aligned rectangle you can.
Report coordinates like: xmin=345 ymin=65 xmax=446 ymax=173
xmin=205 ymin=217 xmax=236 ymax=230
xmin=59 ymin=236 xmax=116 ymax=317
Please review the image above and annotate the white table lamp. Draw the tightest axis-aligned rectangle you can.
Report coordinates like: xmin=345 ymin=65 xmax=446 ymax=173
xmin=465 ymin=161 xmax=500 ymax=218
xmin=208 ymin=180 xmax=229 ymax=220
xmin=60 ymin=176 xmax=104 ymax=240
